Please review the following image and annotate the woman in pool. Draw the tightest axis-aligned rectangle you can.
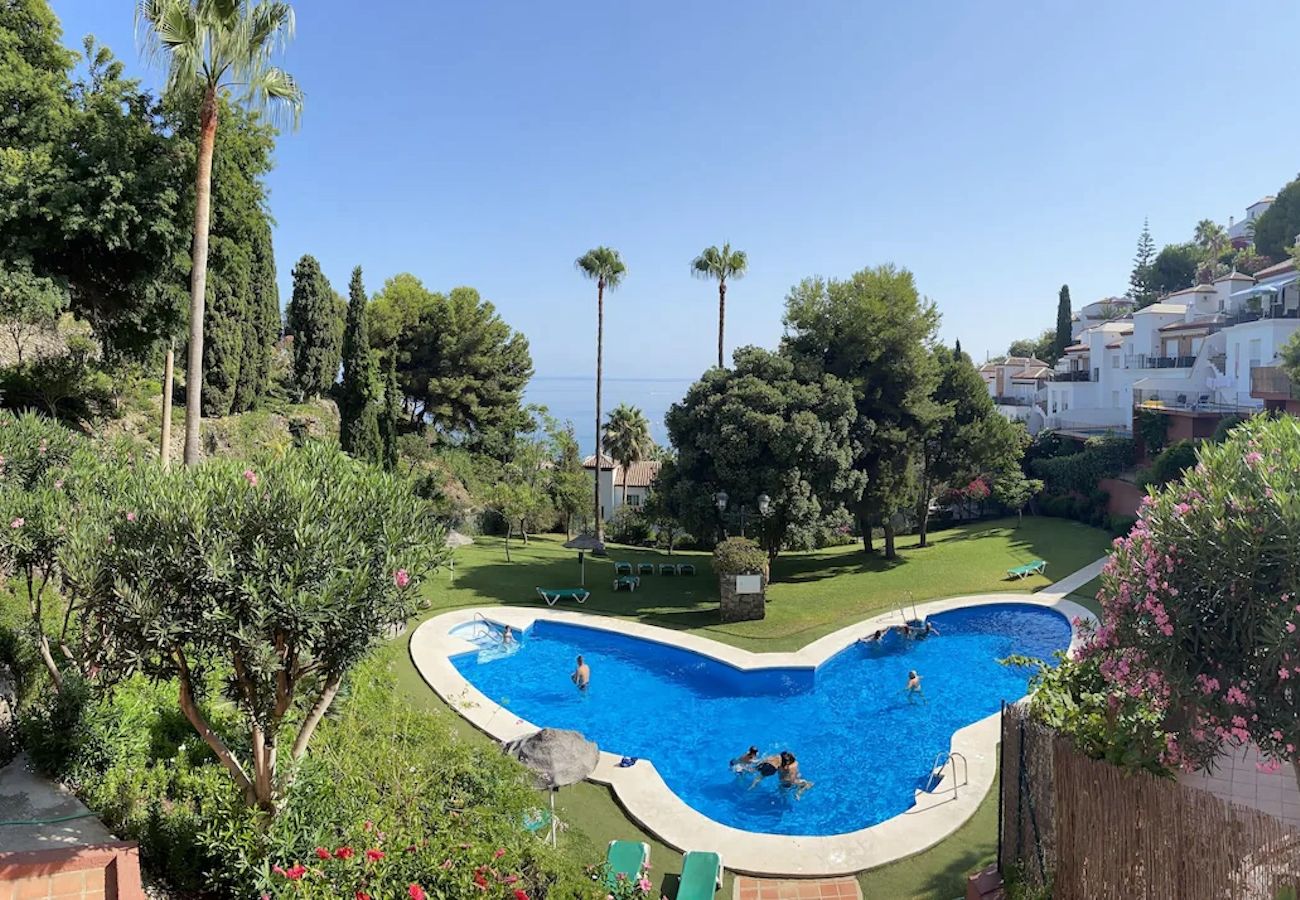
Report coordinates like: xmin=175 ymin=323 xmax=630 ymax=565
xmin=748 ymin=752 xmax=784 ymax=788
xmin=501 ymin=625 xmax=515 ymax=644
xmin=730 ymin=746 xmax=760 ymax=773
xmin=778 ymin=751 xmax=814 ymax=799
xmin=858 ymin=629 xmax=884 ymax=644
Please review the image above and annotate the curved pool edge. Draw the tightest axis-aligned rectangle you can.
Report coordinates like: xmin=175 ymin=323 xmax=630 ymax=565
xmin=409 ymin=592 xmax=1096 ymax=877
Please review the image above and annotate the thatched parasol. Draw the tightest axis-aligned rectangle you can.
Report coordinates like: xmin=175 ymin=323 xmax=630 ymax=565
xmin=504 ymin=728 xmax=600 ymax=845
xmin=562 ymin=534 xmax=606 ymax=586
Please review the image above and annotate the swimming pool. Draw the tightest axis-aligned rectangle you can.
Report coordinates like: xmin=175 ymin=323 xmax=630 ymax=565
xmin=449 ymin=603 xmax=1070 ymax=837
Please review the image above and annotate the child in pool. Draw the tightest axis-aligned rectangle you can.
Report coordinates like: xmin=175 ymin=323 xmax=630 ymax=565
xmin=906 ymin=669 xmax=924 ymax=702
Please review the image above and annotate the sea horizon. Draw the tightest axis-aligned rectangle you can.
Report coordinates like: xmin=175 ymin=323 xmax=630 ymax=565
xmin=524 ymin=373 xmax=696 ymax=455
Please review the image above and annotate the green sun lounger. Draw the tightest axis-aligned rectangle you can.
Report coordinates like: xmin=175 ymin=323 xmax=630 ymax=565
xmin=676 ymin=850 xmax=723 ymax=900
xmin=637 ymin=562 xmax=655 ymax=575
xmin=605 ymin=840 xmax=649 ymax=888
xmin=1006 ymin=559 xmax=1047 ymax=580
xmin=614 ymin=561 xmax=633 ymax=575
xmin=678 ymin=563 xmax=696 ymax=576
xmin=659 ymin=563 xmax=677 ymax=575
xmin=613 ymin=575 xmax=640 ymax=592
xmin=536 ymin=587 xmax=590 ymax=607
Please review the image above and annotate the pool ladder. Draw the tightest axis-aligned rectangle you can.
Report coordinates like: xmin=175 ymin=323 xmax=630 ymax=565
xmin=470 ymin=612 xmax=499 ymax=642
xmin=923 ymin=751 xmax=968 ymax=798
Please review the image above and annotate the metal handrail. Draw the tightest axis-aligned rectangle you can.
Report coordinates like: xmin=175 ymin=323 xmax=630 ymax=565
xmin=924 ymin=751 xmax=969 ymax=798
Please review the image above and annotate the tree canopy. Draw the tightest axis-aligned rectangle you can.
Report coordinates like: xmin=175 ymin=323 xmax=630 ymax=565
xmin=338 ymin=266 xmax=381 ymax=461
xmin=286 ymin=254 xmax=343 ymax=399
xmin=658 ymin=346 xmax=862 ymax=558
xmin=1253 ymin=176 xmax=1300 ymax=260
xmin=781 ymin=264 xmax=939 ymax=557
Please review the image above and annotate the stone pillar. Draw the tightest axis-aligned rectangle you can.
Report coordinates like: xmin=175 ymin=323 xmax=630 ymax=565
xmin=719 ymin=567 xmax=768 ymax=623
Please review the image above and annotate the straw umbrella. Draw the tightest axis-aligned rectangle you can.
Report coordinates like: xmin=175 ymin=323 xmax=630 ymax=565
xmin=445 ymin=530 xmax=474 ymax=582
xmin=504 ymin=728 xmax=600 ymax=845
xmin=562 ymin=534 xmax=606 ymax=586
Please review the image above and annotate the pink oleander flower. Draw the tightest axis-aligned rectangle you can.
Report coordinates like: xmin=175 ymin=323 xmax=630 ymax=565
xmin=394 ymin=568 xmax=411 ymax=588
xmin=494 ymin=848 xmax=507 ymax=859
xmin=1245 ymin=451 xmax=1263 ymax=465
xmin=242 ymin=469 xmax=259 ymax=486
xmin=125 ymin=512 xmax=136 ymax=522
xmin=9 ymin=518 xmax=22 ymax=528
xmin=409 ymin=885 xmax=426 ymax=900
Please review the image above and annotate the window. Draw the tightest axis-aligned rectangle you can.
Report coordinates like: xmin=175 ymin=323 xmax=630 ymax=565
xmin=627 ymin=494 xmax=641 ymax=507
xmin=1111 ymin=354 xmax=1119 ymax=369
xmin=1249 ymin=338 xmax=1262 ymax=371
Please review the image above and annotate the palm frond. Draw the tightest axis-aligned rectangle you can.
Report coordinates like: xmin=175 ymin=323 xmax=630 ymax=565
xmin=248 ymin=66 xmax=303 ymax=129
xmin=692 ymin=244 xmax=748 ymax=281
xmin=575 ymin=247 xmax=627 ymax=288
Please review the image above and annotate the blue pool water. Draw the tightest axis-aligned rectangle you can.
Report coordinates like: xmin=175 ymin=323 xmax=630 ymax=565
xmin=451 ymin=604 xmax=1070 ymax=836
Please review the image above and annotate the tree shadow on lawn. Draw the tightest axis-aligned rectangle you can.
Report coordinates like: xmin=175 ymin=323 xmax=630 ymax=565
xmin=773 ymin=547 xmax=907 ymax=585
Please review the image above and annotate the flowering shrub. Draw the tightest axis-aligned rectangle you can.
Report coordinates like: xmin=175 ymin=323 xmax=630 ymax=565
xmin=1084 ymin=415 xmax=1300 ymax=788
xmin=61 ymin=443 xmax=449 ymax=811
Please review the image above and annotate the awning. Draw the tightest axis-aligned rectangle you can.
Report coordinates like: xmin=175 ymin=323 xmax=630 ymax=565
xmin=1231 ymin=273 xmax=1297 ymax=300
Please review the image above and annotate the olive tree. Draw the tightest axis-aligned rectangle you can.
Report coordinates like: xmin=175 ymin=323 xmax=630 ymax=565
xmin=62 ymin=443 xmax=447 ymax=812
xmin=1085 ymin=415 xmax=1300 ymax=790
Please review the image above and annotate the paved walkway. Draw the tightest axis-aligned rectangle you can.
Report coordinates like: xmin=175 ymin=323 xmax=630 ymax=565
xmin=1034 ymin=555 xmax=1107 ymax=601
xmin=1181 ymin=743 xmax=1300 ymax=827
xmin=734 ymin=875 xmax=861 ymax=899
xmin=0 ymin=753 xmax=114 ymax=852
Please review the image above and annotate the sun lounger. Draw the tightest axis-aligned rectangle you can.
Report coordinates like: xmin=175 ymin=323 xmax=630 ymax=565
xmin=1006 ymin=560 xmax=1047 ymax=580
xmin=676 ymin=850 xmax=723 ymax=900
xmin=614 ymin=561 xmax=633 ymax=575
xmin=659 ymin=563 xmax=677 ymax=575
xmin=613 ymin=575 xmax=640 ymax=592
xmin=637 ymin=562 xmax=655 ymax=575
xmin=605 ymin=840 xmax=650 ymax=889
xmin=535 ymin=587 xmax=590 ymax=607
xmin=678 ymin=563 xmax=696 ymax=576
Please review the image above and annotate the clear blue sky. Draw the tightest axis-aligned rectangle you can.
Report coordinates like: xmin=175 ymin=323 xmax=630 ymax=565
xmin=50 ymin=1 xmax=1300 ymax=378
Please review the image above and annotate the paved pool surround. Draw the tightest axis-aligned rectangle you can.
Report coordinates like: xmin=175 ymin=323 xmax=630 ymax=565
xmin=409 ymin=592 xmax=1095 ymax=877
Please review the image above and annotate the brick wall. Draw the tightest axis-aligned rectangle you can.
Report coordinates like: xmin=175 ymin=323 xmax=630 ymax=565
xmin=0 ymin=843 xmax=143 ymax=900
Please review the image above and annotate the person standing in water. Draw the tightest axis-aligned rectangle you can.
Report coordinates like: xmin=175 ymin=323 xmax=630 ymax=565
xmin=571 ymin=655 xmax=590 ymax=691
xmin=906 ymin=669 xmax=924 ymax=702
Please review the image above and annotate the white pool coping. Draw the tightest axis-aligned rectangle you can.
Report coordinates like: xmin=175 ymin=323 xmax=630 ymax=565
xmin=409 ymin=592 xmax=1096 ymax=877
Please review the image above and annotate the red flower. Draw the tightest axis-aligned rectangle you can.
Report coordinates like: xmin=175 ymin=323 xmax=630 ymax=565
xmin=514 ymin=891 xmax=529 ymax=900
xmin=493 ymin=848 xmax=507 ymax=859
xmin=408 ymin=885 xmax=426 ymax=900
xmin=334 ymin=846 xmax=355 ymax=860
xmin=474 ymin=870 xmax=488 ymax=887
xmin=365 ymin=849 xmax=385 ymax=862
xmin=314 ymin=847 xmax=331 ymax=860
xmin=356 ymin=893 xmax=371 ymax=900
xmin=282 ymin=863 xmax=307 ymax=881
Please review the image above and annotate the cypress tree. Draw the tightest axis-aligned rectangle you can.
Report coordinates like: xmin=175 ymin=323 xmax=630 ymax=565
xmin=339 ymin=266 xmax=382 ymax=461
xmin=286 ymin=255 xmax=343 ymax=398
xmin=1053 ymin=284 xmax=1072 ymax=361
xmin=200 ymin=236 xmax=250 ymax=416
xmin=954 ymin=338 xmax=963 ymax=358
xmin=380 ymin=349 xmax=400 ymax=471
xmin=233 ymin=221 xmax=279 ymax=409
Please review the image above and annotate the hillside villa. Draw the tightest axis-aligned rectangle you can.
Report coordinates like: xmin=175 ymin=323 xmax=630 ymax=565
xmin=583 ymin=453 xmax=661 ymax=520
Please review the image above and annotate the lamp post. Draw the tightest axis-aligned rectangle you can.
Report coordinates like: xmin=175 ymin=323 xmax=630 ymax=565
xmin=715 ymin=490 xmax=729 ymax=541
xmin=756 ymin=493 xmax=770 ymax=552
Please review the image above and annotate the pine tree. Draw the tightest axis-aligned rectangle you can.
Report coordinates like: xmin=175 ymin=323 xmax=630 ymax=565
xmin=286 ymin=255 xmax=343 ymax=398
xmin=1053 ymin=284 xmax=1072 ymax=360
xmin=339 ymin=266 xmax=382 ymax=461
xmin=380 ymin=350 xmax=400 ymax=471
xmin=1128 ymin=219 xmax=1157 ymax=308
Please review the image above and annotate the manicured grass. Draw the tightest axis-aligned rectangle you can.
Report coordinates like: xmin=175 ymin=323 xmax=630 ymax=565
xmin=417 ymin=517 xmax=1114 ymax=653
xmin=388 ymin=517 xmax=1111 ymax=897
xmin=1068 ymin=576 xmax=1104 ymax=618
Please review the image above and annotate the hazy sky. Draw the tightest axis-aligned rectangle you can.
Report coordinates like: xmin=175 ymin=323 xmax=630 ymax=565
xmin=50 ymin=1 xmax=1300 ymax=379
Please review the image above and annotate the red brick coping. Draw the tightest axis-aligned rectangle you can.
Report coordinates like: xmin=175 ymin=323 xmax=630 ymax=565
xmin=0 ymin=841 xmax=144 ymax=900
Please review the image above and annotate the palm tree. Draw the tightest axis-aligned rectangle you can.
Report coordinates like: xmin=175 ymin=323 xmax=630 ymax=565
xmin=691 ymin=243 xmax=748 ymax=369
xmin=575 ymin=247 xmax=626 ymax=541
xmin=603 ymin=403 xmax=652 ymax=507
xmin=1194 ymin=219 xmax=1229 ymax=279
xmin=137 ymin=0 xmax=303 ymax=464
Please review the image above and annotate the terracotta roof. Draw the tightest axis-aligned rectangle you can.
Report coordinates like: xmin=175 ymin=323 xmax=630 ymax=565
xmin=1252 ymin=259 xmax=1298 ymax=280
xmin=582 ymin=455 xmax=661 ymax=488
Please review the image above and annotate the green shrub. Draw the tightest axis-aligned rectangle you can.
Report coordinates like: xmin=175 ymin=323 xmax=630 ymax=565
xmin=712 ymin=537 xmax=766 ymax=576
xmin=1134 ymin=410 xmax=1168 ymax=455
xmin=1031 ymin=436 xmax=1134 ymax=495
xmin=608 ymin=505 xmax=652 ymax=545
xmin=1136 ymin=439 xmax=1198 ymax=488
xmin=1211 ymin=414 xmax=1247 ymax=444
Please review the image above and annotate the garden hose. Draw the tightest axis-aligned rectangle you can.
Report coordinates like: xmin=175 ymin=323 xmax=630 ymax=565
xmin=0 ymin=811 xmax=99 ymax=827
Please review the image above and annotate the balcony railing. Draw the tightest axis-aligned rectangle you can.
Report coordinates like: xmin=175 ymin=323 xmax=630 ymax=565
xmin=1251 ymin=366 xmax=1295 ymax=398
xmin=1053 ymin=371 xmax=1091 ymax=382
xmin=993 ymin=396 xmax=1036 ymax=407
xmin=1128 ymin=355 xmax=1197 ymax=369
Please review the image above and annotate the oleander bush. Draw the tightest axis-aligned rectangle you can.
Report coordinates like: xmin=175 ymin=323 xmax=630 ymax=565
xmin=712 ymin=537 xmax=767 ymax=576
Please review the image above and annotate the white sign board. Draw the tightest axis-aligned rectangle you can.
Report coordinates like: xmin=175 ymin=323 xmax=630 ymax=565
xmin=735 ymin=574 xmax=763 ymax=595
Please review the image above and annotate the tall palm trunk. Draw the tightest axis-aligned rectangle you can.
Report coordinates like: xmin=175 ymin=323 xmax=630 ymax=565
xmin=621 ymin=466 xmax=629 ymax=507
xmin=717 ymin=281 xmax=727 ymax=368
xmin=593 ymin=279 xmax=605 ymax=542
xmin=160 ymin=342 xmax=174 ymax=468
xmin=183 ymin=90 xmax=219 ymax=465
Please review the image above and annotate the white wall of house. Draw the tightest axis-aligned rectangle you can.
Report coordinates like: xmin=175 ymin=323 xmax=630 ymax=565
xmin=585 ymin=467 xmax=655 ymax=521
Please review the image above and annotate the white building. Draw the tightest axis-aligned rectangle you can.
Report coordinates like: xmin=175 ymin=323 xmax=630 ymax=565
xmin=1071 ymin=297 xmax=1134 ymax=340
xmin=583 ymin=454 xmax=661 ymax=521
xmin=1228 ymin=196 xmax=1275 ymax=248
xmin=979 ymin=356 xmax=1051 ymax=434
xmin=1045 ymin=262 xmax=1300 ymax=440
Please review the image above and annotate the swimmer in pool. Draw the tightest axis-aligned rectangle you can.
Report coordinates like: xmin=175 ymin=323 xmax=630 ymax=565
xmin=571 ymin=655 xmax=590 ymax=690
xmin=906 ymin=669 xmax=924 ymax=703
xmin=501 ymin=625 xmax=515 ymax=644
xmin=778 ymin=751 xmax=814 ymax=799
xmin=730 ymin=746 xmax=760 ymax=773
xmin=749 ymin=753 xmax=784 ymax=788
xmin=921 ymin=620 xmax=939 ymax=637
xmin=858 ymin=629 xmax=884 ymax=644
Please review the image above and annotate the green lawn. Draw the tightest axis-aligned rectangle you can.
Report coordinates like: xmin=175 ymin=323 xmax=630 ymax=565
xmin=388 ymin=516 xmax=1111 ymax=898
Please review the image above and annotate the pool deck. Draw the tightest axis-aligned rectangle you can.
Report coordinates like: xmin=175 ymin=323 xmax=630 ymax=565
xmin=409 ymin=582 xmax=1097 ymax=878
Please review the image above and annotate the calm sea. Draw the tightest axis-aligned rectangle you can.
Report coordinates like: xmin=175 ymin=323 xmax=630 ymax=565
xmin=524 ymin=375 xmax=695 ymax=454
